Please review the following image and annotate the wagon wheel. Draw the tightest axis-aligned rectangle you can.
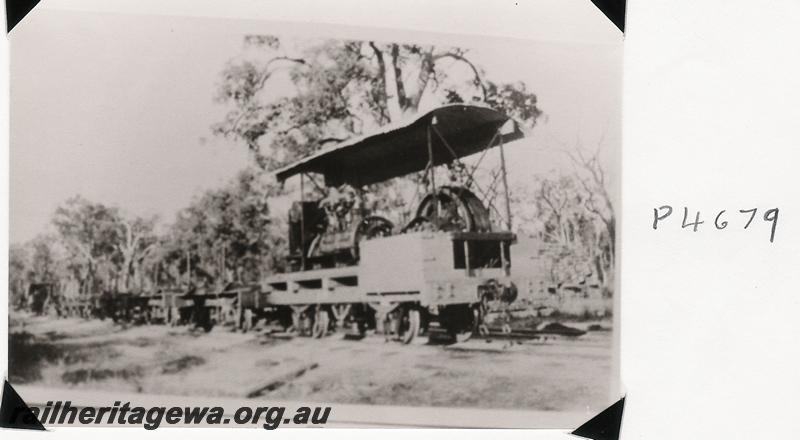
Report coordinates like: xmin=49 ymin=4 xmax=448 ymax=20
xmin=292 ymin=309 xmax=313 ymax=336
xmin=453 ymin=306 xmax=483 ymax=343
xmin=241 ymin=309 xmax=254 ymax=333
xmin=277 ymin=308 xmax=294 ymax=332
xmin=300 ymin=313 xmax=313 ymax=336
xmin=199 ymin=318 xmax=214 ymax=333
xmin=350 ymin=320 xmax=368 ymax=337
xmin=441 ymin=304 xmax=483 ymax=343
xmin=169 ymin=306 xmax=180 ymax=327
xmin=224 ymin=303 xmax=238 ymax=325
xmin=384 ymin=307 xmax=420 ymax=344
xmin=400 ymin=309 xmax=421 ymax=344
xmin=111 ymin=308 xmax=121 ymax=323
xmin=312 ymin=307 xmax=330 ymax=338
xmin=192 ymin=303 xmax=214 ymax=332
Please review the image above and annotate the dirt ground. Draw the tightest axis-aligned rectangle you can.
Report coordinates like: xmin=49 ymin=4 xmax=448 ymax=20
xmin=9 ymin=312 xmax=614 ymax=413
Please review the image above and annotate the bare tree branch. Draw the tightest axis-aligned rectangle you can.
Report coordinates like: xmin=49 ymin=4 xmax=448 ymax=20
xmin=256 ymin=56 xmax=306 ymax=91
xmin=432 ymin=50 xmax=488 ymax=100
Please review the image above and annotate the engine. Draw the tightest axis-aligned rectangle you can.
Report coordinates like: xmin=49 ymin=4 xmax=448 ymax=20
xmin=287 ymin=187 xmax=393 ymax=270
xmin=287 ymin=185 xmax=492 ymax=271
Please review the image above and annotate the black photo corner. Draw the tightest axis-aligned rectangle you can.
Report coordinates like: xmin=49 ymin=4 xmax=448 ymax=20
xmin=590 ymin=0 xmax=626 ymax=32
xmin=6 ymin=0 xmax=40 ymax=33
xmin=0 ymin=380 xmax=46 ymax=430
xmin=572 ymin=397 xmax=626 ymax=440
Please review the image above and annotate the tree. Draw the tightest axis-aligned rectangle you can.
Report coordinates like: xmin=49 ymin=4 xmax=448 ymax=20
xmin=161 ymin=168 xmax=286 ymax=288
xmin=29 ymin=235 xmax=59 ymax=284
xmin=9 ymin=244 xmax=30 ymax=305
xmin=514 ymin=173 xmax=598 ymax=285
xmin=116 ymin=215 xmax=158 ymax=292
xmin=213 ymin=36 xmax=543 ymax=170
xmin=567 ymin=146 xmax=616 ymax=265
xmin=512 ymin=144 xmax=616 ymax=294
xmin=52 ymin=196 xmax=121 ymax=293
xmin=51 ymin=196 xmax=158 ymax=293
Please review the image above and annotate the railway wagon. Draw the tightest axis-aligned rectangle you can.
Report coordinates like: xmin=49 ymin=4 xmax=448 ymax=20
xmin=241 ymin=104 xmax=539 ymax=343
xmin=54 ymin=291 xmax=149 ymax=322
xmin=51 ymin=286 xmax=242 ymax=331
xmin=147 ymin=287 xmax=239 ymax=330
xmin=54 ymin=292 xmax=94 ymax=319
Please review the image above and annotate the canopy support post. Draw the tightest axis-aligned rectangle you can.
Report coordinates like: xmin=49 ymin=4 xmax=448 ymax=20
xmin=221 ymin=243 xmax=226 ymax=286
xmin=186 ymin=249 xmax=192 ymax=286
xmin=427 ymin=119 xmax=438 ymax=227
xmin=498 ymin=131 xmax=513 ymax=231
xmin=300 ymin=173 xmax=306 ymax=271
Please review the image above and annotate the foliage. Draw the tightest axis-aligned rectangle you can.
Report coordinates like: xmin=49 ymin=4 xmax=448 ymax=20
xmin=512 ymin=147 xmax=615 ymax=293
xmin=213 ymin=37 xmax=543 ymax=170
xmin=160 ymin=168 xmax=286 ymax=288
xmin=9 ymin=244 xmax=30 ymax=302
xmin=49 ymin=196 xmax=157 ymax=293
xmin=11 ymin=167 xmax=286 ymax=297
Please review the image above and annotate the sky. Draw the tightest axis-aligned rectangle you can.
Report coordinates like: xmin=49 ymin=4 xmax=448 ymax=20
xmin=10 ymin=5 xmax=622 ymax=243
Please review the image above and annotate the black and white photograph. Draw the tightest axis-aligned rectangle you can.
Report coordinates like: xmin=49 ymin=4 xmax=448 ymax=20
xmin=6 ymin=1 xmax=622 ymax=429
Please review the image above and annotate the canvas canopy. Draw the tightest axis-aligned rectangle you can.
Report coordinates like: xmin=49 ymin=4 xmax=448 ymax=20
xmin=274 ymin=104 xmax=525 ymax=187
